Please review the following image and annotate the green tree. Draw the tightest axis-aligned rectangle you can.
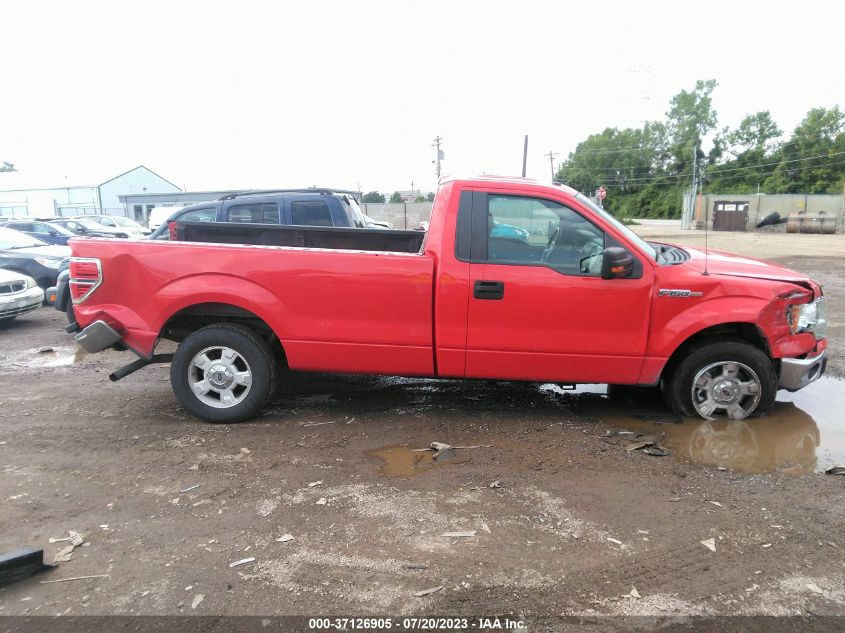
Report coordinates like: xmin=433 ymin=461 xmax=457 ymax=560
xmin=665 ymin=79 xmax=718 ymax=176
xmin=725 ymin=111 xmax=782 ymax=156
xmin=554 ymin=80 xmax=845 ymax=218
xmin=426 ymin=192 xmax=435 ymax=202
xmin=706 ymin=112 xmax=782 ymax=193
xmin=0 ymin=161 xmax=15 ymax=172
xmin=764 ymin=107 xmax=845 ymax=194
xmin=389 ymin=191 xmax=403 ymax=203
xmin=361 ymin=191 xmax=385 ymax=203
xmin=414 ymin=195 xmax=426 ymax=202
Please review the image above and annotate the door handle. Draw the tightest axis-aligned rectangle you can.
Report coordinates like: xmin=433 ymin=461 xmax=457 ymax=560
xmin=473 ymin=280 xmax=504 ymax=300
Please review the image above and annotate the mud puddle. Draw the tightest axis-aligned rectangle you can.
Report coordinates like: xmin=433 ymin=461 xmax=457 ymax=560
xmin=4 ymin=346 xmax=88 ymax=369
xmin=556 ymin=378 xmax=845 ymax=475
xmin=367 ymin=445 xmax=438 ymax=477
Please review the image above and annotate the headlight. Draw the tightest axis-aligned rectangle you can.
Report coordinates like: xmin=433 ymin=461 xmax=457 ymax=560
xmin=35 ymin=257 xmax=61 ymax=269
xmin=788 ymin=297 xmax=827 ymax=340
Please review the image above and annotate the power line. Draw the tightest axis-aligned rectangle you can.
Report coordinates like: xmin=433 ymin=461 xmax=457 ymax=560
xmin=564 ymin=151 xmax=845 ymax=184
xmin=600 ymin=157 xmax=845 ymax=188
xmin=560 ymin=149 xmax=845 ymax=175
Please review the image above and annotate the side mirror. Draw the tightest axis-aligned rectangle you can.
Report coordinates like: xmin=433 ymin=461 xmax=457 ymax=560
xmin=601 ymin=246 xmax=634 ymax=279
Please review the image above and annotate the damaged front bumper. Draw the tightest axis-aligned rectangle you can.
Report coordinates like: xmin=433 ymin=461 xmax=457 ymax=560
xmin=778 ymin=349 xmax=827 ymax=392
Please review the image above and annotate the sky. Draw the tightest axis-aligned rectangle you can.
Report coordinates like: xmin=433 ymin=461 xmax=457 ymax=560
xmin=1 ymin=0 xmax=843 ymax=194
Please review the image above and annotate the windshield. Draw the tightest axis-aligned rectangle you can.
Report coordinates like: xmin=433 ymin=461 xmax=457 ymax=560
xmin=74 ymin=218 xmax=104 ymax=230
xmin=575 ymin=194 xmax=657 ymax=261
xmin=46 ymin=223 xmax=76 ymax=236
xmin=112 ymin=216 xmax=141 ymax=227
xmin=0 ymin=227 xmax=48 ymax=249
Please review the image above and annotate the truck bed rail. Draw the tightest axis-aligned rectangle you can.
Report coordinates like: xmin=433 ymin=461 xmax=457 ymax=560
xmin=172 ymin=221 xmax=426 ymax=254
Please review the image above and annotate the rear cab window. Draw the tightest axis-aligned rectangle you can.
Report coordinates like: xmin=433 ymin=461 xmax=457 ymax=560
xmin=224 ymin=202 xmax=280 ymax=224
xmin=289 ymin=199 xmax=334 ymax=227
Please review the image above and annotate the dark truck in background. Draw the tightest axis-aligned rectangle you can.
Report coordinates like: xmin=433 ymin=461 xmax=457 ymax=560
xmin=147 ymin=188 xmax=390 ymax=240
xmin=55 ymin=188 xmax=394 ymax=321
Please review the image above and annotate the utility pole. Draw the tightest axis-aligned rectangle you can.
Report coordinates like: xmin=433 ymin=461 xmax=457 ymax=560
xmin=544 ymin=150 xmax=559 ymax=181
xmin=432 ymin=136 xmax=444 ymax=181
xmin=521 ymin=135 xmax=528 ymax=177
xmin=687 ymin=144 xmax=698 ymax=230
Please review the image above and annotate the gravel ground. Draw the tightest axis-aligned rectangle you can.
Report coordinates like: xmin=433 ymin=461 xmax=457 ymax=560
xmin=0 ymin=230 xmax=844 ymax=620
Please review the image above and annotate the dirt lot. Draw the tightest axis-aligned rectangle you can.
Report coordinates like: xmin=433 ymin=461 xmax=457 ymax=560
xmin=1 ymin=228 xmax=844 ymax=620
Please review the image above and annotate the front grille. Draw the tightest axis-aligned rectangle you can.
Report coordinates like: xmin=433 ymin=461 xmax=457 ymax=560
xmin=0 ymin=301 xmax=40 ymax=318
xmin=0 ymin=281 xmax=26 ymax=295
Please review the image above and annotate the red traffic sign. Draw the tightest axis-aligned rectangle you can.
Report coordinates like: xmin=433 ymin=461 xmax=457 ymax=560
xmin=597 ymin=186 xmax=607 ymax=200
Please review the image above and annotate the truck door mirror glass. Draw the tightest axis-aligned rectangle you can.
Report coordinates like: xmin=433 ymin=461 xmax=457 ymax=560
xmin=601 ymin=246 xmax=634 ymax=279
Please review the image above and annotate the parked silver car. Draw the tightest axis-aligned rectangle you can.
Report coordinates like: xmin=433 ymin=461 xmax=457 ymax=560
xmin=0 ymin=268 xmax=44 ymax=323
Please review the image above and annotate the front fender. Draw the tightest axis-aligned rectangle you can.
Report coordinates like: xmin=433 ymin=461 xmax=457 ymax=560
xmin=648 ymin=295 xmax=770 ymax=359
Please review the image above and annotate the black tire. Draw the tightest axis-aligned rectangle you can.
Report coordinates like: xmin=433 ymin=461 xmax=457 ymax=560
xmin=663 ymin=338 xmax=777 ymax=420
xmin=170 ymin=323 xmax=278 ymax=423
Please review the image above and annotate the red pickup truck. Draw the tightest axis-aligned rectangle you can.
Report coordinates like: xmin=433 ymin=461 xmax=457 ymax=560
xmin=68 ymin=177 xmax=827 ymax=423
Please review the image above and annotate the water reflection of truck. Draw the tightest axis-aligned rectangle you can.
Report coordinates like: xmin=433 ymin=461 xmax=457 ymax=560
xmin=686 ymin=401 xmax=819 ymax=475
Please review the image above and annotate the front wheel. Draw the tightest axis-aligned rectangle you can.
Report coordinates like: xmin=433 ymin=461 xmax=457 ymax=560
xmin=663 ymin=339 xmax=777 ymax=420
xmin=170 ymin=324 xmax=278 ymax=423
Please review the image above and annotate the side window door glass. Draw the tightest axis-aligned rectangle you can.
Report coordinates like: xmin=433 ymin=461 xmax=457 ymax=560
xmin=226 ymin=203 xmax=280 ymax=224
xmin=486 ymin=195 xmax=606 ymax=276
xmin=181 ymin=208 xmax=217 ymax=223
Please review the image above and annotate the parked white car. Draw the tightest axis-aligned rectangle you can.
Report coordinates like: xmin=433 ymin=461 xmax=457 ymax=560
xmin=148 ymin=206 xmax=185 ymax=231
xmin=75 ymin=214 xmax=151 ymax=237
xmin=0 ymin=269 xmax=44 ymax=323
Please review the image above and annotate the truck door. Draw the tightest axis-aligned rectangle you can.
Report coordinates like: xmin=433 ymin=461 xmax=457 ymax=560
xmin=464 ymin=191 xmax=653 ymax=384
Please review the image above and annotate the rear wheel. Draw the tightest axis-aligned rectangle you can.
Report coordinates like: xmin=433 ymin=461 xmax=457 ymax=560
xmin=170 ymin=324 xmax=278 ymax=423
xmin=663 ymin=339 xmax=777 ymax=420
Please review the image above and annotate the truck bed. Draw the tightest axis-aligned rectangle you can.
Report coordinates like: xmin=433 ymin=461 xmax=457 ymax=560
xmin=173 ymin=221 xmax=426 ymax=253
xmin=70 ymin=236 xmax=436 ymax=375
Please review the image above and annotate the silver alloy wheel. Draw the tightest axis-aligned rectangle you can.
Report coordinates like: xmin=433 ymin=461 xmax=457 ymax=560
xmin=188 ymin=346 xmax=253 ymax=409
xmin=691 ymin=361 xmax=762 ymax=420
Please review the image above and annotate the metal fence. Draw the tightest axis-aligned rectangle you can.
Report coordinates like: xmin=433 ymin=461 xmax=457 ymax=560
xmin=361 ymin=202 xmax=433 ymax=230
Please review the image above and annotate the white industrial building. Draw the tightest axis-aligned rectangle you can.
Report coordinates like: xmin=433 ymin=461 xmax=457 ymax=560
xmin=0 ymin=165 xmax=181 ymax=221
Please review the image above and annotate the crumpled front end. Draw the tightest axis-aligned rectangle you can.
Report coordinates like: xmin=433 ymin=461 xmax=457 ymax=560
xmin=761 ymin=281 xmax=828 ymax=392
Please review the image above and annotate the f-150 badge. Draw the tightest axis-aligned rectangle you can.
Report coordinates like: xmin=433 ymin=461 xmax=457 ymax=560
xmin=658 ymin=289 xmax=704 ymax=297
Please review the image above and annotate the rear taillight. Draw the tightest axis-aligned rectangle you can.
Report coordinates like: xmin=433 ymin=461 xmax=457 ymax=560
xmin=69 ymin=257 xmax=102 ymax=304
